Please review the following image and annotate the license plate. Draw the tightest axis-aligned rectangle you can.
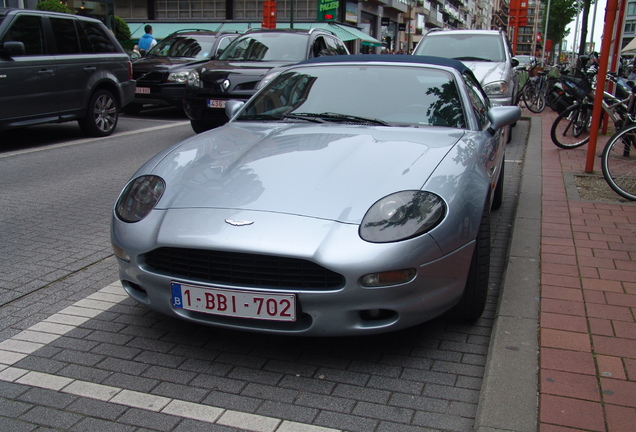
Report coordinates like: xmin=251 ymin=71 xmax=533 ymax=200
xmin=207 ymin=99 xmax=226 ymax=108
xmin=135 ymin=87 xmax=151 ymax=94
xmin=171 ymin=282 xmax=296 ymax=322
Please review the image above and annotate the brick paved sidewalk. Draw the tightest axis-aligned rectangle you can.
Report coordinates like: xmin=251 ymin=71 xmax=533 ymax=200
xmin=536 ymin=110 xmax=636 ymax=432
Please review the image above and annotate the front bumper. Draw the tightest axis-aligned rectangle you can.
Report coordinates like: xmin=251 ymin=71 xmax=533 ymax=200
xmin=112 ymin=208 xmax=474 ymax=336
xmin=132 ymin=83 xmax=186 ymax=108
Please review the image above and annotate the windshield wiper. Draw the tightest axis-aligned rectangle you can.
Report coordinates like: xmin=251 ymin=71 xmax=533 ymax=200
xmin=292 ymin=112 xmax=390 ymax=126
xmin=281 ymin=113 xmax=326 ymax=123
xmin=453 ymin=56 xmax=492 ymax=62
xmin=237 ymin=114 xmax=284 ymax=121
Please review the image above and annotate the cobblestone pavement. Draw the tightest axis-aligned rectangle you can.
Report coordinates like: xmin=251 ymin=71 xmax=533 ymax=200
xmin=0 ymin=121 xmax=529 ymax=432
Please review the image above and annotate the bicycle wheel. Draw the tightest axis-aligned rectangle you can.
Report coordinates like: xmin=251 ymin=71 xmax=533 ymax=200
xmin=601 ymin=123 xmax=636 ymax=200
xmin=550 ymin=102 xmax=592 ymax=149
xmin=523 ymin=80 xmax=546 ymax=113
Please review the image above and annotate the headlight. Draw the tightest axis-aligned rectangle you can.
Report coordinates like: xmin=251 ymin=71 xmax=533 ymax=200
xmin=256 ymin=71 xmax=282 ymax=90
xmin=115 ymin=175 xmax=165 ymax=223
xmin=482 ymin=81 xmax=508 ymax=96
xmin=360 ymin=191 xmax=446 ymax=243
xmin=186 ymin=70 xmax=200 ymax=87
xmin=168 ymin=71 xmax=189 ymax=83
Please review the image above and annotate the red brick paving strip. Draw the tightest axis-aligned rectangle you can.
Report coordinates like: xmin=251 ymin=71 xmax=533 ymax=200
xmin=538 ymin=110 xmax=636 ymax=432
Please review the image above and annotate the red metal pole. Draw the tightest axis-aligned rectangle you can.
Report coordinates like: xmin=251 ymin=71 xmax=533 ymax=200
xmin=586 ymin=0 xmax=620 ymax=173
xmin=603 ymin=0 xmax=627 ymax=134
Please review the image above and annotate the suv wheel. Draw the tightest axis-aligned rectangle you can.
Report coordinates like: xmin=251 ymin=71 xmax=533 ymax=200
xmin=79 ymin=89 xmax=119 ymax=137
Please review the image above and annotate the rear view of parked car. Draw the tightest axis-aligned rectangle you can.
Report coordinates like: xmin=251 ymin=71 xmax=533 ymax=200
xmin=125 ymin=29 xmax=240 ymax=114
xmin=0 ymin=8 xmax=135 ymax=137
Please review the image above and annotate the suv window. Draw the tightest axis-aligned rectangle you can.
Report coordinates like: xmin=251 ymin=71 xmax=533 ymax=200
xmin=219 ymin=33 xmax=308 ymax=62
xmin=51 ymin=17 xmax=81 ymax=54
xmin=149 ymin=34 xmax=215 ymax=59
xmin=79 ymin=20 xmax=118 ymax=53
xmin=324 ymin=37 xmax=348 ymax=56
xmin=1 ymin=15 xmax=45 ymax=55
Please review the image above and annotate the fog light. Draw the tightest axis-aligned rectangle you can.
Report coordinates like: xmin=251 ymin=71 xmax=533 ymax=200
xmin=360 ymin=268 xmax=416 ymax=287
xmin=112 ymin=244 xmax=130 ymax=262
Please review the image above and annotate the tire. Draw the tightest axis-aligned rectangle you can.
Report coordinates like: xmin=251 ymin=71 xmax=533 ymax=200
xmin=190 ymin=119 xmax=215 ymax=134
xmin=601 ymin=123 xmax=636 ymax=201
xmin=448 ymin=206 xmax=490 ymax=321
xmin=122 ymin=103 xmax=143 ymax=115
xmin=492 ymin=160 xmax=505 ymax=210
xmin=78 ymin=89 xmax=119 ymax=137
xmin=550 ymin=102 xmax=592 ymax=149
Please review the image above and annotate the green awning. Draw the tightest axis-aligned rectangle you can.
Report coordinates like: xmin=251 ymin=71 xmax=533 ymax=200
xmin=127 ymin=21 xmax=382 ymax=47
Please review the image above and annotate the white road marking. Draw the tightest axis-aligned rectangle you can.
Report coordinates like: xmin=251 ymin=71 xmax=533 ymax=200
xmin=0 ymin=282 xmax=339 ymax=432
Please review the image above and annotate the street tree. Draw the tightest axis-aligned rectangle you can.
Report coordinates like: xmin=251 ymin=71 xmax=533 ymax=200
xmin=541 ymin=0 xmax=579 ymax=62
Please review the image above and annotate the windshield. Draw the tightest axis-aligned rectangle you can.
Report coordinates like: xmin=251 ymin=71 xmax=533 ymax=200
xmin=218 ymin=33 xmax=307 ymax=62
xmin=415 ymin=34 xmax=505 ymax=62
xmin=147 ymin=35 xmax=216 ymax=60
xmin=237 ymin=64 xmax=466 ymax=128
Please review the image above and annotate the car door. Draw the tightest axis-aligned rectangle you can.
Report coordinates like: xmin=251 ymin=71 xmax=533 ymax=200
xmin=0 ymin=13 xmax=58 ymax=124
xmin=50 ymin=16 xmax=93 ymax=115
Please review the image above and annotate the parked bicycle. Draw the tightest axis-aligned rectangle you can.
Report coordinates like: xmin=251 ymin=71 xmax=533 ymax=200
xmin=521 ymin=66 xmax=561 ymax=113
xmin=550 ymin=72 xmax=636 ymax=149
xmin=601 ymin=119 xmax=636 ymax=200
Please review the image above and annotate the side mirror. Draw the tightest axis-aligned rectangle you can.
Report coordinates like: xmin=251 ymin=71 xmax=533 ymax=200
xmin=511 ymin=57 xmax=520 ymax=68
xmin=225 ymin=100 xmax=245 ymax=120
xmin=487 ymin=106 xmax=521 ymax=135
xmin=0 ymin=41 xmax=26 ymax=57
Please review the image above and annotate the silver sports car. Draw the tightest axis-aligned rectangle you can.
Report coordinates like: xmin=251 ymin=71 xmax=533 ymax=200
xmin=111 ymin=55 xmax=520 ymax=336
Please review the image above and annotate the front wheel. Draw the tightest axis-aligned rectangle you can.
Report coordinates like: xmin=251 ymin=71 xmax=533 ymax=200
xmin=78 ymin=89 xmax=119 ymax=137
xmin=601 ymin=123 xmax=636 ymax=200
xmin=447 ymin=206 xmax=490 ymax=320
xmin=550 ymin=102 xmax=592 ymax=149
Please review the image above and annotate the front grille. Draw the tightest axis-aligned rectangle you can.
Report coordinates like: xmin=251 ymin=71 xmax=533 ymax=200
xmin=135 ymin=71 xmax=168 ymax=83
xmin=143 ymin=247 xmax=345 ymax=290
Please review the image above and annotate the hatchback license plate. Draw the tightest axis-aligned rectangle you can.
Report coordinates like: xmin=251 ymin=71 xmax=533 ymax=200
xmin=171 ymin=282 xmax=296 ymax=321
xmin=135 ymin=87 xmax=151 ymax=94
xmin=207 ymin=99 xmax=226 ymax=108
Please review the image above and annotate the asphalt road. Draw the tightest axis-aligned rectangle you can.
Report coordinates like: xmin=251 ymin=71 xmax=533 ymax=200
xmin=0 ymin=113 xmax=528 ymax=432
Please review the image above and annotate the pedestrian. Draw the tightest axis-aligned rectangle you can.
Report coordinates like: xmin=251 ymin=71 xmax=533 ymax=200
xmin=138 ymin=24 xmax=157 ymax=52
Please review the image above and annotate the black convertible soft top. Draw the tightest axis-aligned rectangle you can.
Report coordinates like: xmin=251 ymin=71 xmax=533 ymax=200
xmin=299 ymin=54 xmax=471 ymax=74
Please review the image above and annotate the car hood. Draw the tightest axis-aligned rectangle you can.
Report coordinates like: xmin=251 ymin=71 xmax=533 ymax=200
xmin=462 ymin=61 xmax=508 ymax=85
xmin=133 ymin=57 xmax=208 ymax=72
xmin=148 ymin=123 xmax=464 ymax=224
xmin=199 ymin=60 xmax=295 ymax=80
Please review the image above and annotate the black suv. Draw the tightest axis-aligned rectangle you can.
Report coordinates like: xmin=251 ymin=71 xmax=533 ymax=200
xmin=125 ymin=29 xmax=240 ymax=114
xmin=0 ymin=8 xmax=135 ymax=136
xmin=183 ymin=28 xmax=349 ymax=133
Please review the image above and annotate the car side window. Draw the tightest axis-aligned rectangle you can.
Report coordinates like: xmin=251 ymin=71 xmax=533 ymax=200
xmin=324 ymin=37 xmax=348 ymax=55
xmin=312 ymin=36 xmax=329 ymax=57
xmin=79 ymin=21 xmax=117 ymax=53
xmin=0 ymin=15 xmax=46 ymax=55
xmin=216 ymin=36 xmax=233 ymax=57
xmin=50 ymin=17 xmax=81 ymax=54
xmin=463 ymin=72 xmax=489 ymax=128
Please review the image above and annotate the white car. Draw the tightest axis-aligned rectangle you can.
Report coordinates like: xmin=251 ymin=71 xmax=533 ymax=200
xmin=413 ymin=29 xmax=520 ymax=107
